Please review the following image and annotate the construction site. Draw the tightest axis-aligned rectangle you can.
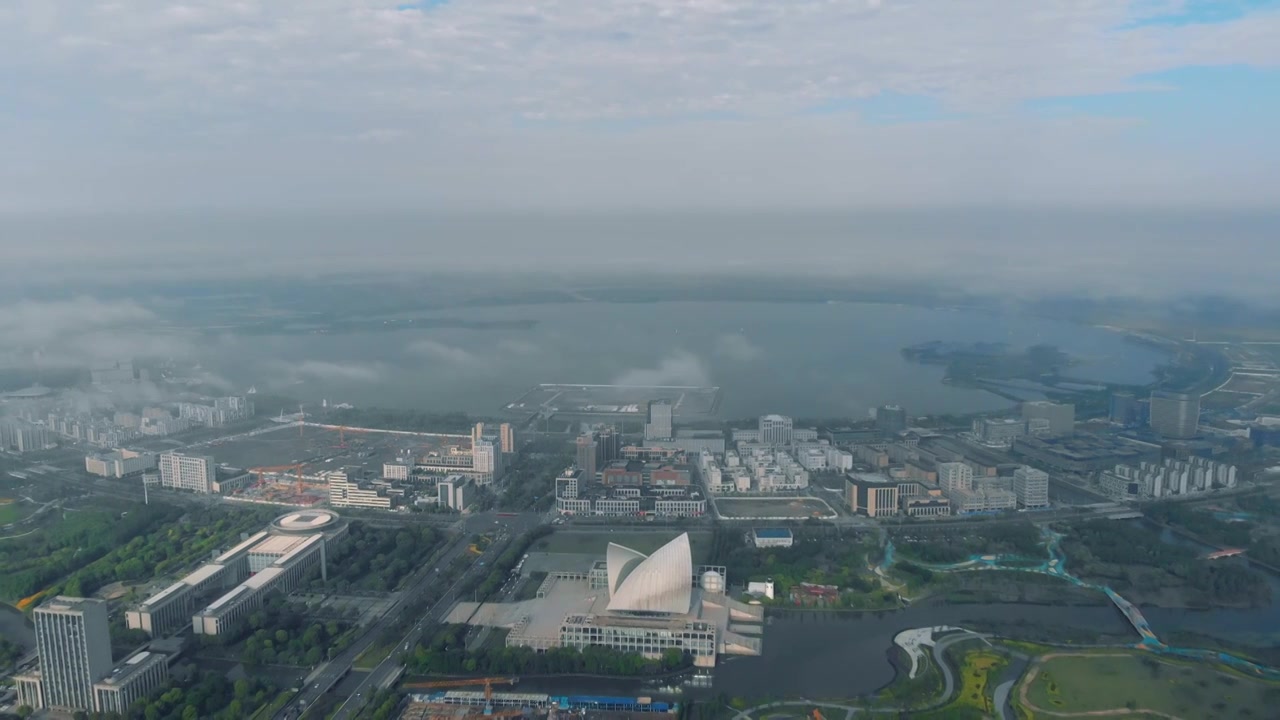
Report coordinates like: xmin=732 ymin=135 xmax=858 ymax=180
xmin=397 ymin=677 xmax=677 ymax=720
xmin=201 ymin=422 xmax=470 ymax=506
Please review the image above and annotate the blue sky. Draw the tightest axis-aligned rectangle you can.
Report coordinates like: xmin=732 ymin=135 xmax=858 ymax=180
xmin=1 ymin=0 xmax=1278 ymax=211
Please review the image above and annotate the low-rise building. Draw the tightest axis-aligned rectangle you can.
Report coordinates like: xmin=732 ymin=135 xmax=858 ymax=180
xmin=85 ymin=449 xmax=156 ymax=478
xmin=1012 ymin=466 xmax=1050 ymax=509
xmin=751 ymin=528 xmax=794 ymax=548
xmin=92 ymin=650 xmax=169 ymax=715
xmin=326 ymin=470 xmax=392 ymax=509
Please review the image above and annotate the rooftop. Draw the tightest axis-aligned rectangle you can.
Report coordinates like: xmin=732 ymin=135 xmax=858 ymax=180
xmin=183 ymin=563 xmax=229 ymax=587
xmin=250 ymin=534 xmax=309 ymax=556
xmin=140 ymin=581 xmax=189 ymax=609
xmin=214 ymin=531 xmax=271 ymax=563
xmin=272 ymin=509 xmax=340 ymax=533
xmin=752 ymin=528 xmax=793 ymax=539
xmin=95 ymin=651 xmax=166 ymax=688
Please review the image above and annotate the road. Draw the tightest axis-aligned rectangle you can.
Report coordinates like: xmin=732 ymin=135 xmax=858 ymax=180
xmin=284 ymin=511 xmax=542 ymax=720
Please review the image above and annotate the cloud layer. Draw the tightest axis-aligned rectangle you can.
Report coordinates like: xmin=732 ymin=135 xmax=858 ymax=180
xmin=2 ymin=1 xmax=1279 ymax=210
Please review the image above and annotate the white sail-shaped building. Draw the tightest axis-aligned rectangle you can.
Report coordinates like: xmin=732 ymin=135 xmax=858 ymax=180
xmin=606 ymin=534 xmax=693 ymax=614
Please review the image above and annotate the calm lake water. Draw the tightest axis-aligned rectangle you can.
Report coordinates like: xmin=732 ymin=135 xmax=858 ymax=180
xmin=217 ymin=302 xmax=1168 ymax=418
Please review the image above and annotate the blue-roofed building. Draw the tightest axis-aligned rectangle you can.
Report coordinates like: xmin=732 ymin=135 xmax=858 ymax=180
xmin=751 ymin=527 xmax=794 ymax=548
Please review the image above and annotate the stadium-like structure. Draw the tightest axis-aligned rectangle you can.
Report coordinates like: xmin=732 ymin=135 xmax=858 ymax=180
xmin=606 ymin=534 xmax=693 ymax=614
xmin=445 ymin=532 xmax=764 ymax=667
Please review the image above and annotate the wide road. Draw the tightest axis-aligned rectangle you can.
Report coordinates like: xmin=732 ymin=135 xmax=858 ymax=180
xmin=284 ymin=511 xmax=542 ymax=720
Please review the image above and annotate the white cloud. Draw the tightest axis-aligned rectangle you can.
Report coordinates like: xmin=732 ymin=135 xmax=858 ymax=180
xmin=497 ymin=339 xmax=540 ymax=356
xmin=290 ymin=360 xmax=384 ymax=383
xmin=1 ymin=1 xmax=1279 ymax=210
xmin=714 ymin=333 xmax=762 ymax=362
xmin=408 ymin=339 xmax=477 ymax=365
xmin=0 ymin=297 xmax=155 ymax=348
xmin=613 ymin=351 xmax=711 ymax=387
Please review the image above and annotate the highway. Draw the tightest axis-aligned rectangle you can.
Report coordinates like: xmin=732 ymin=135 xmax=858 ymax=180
xmin=282 ymin=511 xmax=542 ymax=720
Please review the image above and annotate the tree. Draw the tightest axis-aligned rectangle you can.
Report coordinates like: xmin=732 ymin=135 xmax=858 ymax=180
xmin=16 ymin=706 xmax=33 ymax=719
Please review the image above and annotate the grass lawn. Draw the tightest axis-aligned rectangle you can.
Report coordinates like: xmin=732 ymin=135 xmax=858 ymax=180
xmin=1024 ymin=652 xmax=1280 ymax=719
xmin=531 ymin=530 xmax=712 ymax=563
xmin=0 ymin=499 xmax=31 ymax=525
xmin=917 ymin=647 xmax=1007 ymax=719
xmin=715 ymin=497 xmax=836 ymax=519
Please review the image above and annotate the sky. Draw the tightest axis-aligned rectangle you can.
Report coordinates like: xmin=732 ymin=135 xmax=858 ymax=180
xmin=3 ymin=0 xmax=1280 ymax=212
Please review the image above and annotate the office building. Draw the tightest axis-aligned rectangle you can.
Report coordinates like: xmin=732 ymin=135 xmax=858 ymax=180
xmin=1012 ymin=466 xmax=1050 ymax=509
xmin=437 ymin=475 xmax=472 ymax=511
xmin=1021 ymin=402 xmax=1074 ymax=437
xmin=845 ymin=473 xmax=899 ymax=517
xmin=644 ymin=401 xmax=673 ymax=441
xmin=937 ymin=462 xmax=974 ymax=493
xmin=555 ymin=468 xmax=584 ymax=500
xmin=382 ymin=462 xmax=410 ymax=481
xmin=1109 ymin=392 xmax=1140 ymax=426
xmin=972 ymin=418 xmax=1029 ymax=446
xmin=85 ymin=449 xmax=157 ymax=478
xmin=500 ymin=423 xmax=517 ymax=454
xmin=472 ymin=438 xmax=503 ymax=483
xmin=326 ymin=470 xmax=392 ymax=509
xmin=158 ymin=451 xmax=216 ymax=494
xmin=1150 ymin=391 xmax=1201 ymax=439
xmin=875 ymin=405 xmax=907 ymax=436
xmin=576 ymin=434 xmax=598 ymax=481
xmin=595 ymin=426 xmax=622 ymax=466
xmin=192 ymin=532 xmax=330 ymax=632
xmin=758 ymin=414 xmax=793 ymax=446
xmin=31 ymin=597 xmax=114 ymax=712
xmin=93 ymin=650 xmax=170 ymax=715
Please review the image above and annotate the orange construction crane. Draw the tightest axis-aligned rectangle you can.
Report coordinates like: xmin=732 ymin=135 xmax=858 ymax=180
xmin=249 ymin=464 xmax=306 ymax=494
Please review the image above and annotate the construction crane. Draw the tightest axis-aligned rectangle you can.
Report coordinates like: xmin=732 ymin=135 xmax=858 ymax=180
xmin=249 ymin=464 xmax=307 ymax=495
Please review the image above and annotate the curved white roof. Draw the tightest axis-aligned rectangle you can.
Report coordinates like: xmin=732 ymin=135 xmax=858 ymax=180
xmin=606 ymin=543 xmax=647 ymax=596
xmin=607 ymin=533 xmax=693 ymax=615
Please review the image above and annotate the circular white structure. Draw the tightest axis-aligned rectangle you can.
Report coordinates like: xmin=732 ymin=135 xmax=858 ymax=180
xmin=272 ymin=509 xmax=341 ymax=534
xmin=701 ymin=570 xmax=725 ymax=594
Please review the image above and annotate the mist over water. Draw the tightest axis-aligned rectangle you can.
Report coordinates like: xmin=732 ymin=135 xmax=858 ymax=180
xmin=209 ymin=301 xmax=1166 ymax=419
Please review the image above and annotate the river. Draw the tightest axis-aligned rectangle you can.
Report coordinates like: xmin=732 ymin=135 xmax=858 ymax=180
xmin=211 ymin=301 xmax=1167 ymax=418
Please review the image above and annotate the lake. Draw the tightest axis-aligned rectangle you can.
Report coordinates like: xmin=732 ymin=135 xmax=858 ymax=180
xmin=214 ymin=302 xmax=1168 ymax=419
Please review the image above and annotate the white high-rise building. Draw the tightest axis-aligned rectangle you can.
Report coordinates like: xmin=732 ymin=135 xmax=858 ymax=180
xmin=158 ymin=451 xmax=216 ymax=494
xmin=31 ymin=597 xmax=114 ymax=712
xmin=645 ymin=401 xmax=674 ymax=441
xmin=758 ymin=414 xmax=793 ymax=446
xmin=1012 ymin=466 xmax=1050 ymax=509
xmin=473 ymin=438 xmax=502 ymax=482
xmin=1021 ymin=402 xmax=1075 ymax=437
xmin=938 ymin=462 xmax=974 ymax=493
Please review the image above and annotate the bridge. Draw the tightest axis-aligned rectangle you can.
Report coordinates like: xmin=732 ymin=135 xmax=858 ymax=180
xmin=1102 ymin=587 xmax=1160 ymax=645
xmin=1206 ymin=548 xmax=1246 ymax=560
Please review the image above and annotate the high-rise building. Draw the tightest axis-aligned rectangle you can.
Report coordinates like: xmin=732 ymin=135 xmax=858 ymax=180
xmin=32 ymin=597 xmax=114 ymax=712
xmin=595 ymin=426 xmax=621 ymax=466
xmin=0 ymin=419 xmax=49 ymax=453
xmin=157 ymin=451 xmax=216 ymax=494
xmin=471 ymin=422 xmax=485 ymax=446
xmin=758 ymin=414 xmax=793 ymax=446
xmin=1109 ymin=392 xmax=1140 ymax=426
xmin=472 ymin=438 xmax=502 ymax=481
xmin=1012 ymin=466 xmax=1050 ymax=509
xmin=874 ymin=405 xmax=907 ymax=436
xmin=1149 ymin=391 xmax=1200 ymax=439
xmin=576 ymin=434 xmax=598 ymax=481
xmin=645 ymin=401 xmax=673 ymax=441
xmin=499 ymin=423 xmax=516 ymax=454
xmin=937 ymin=462 xmax=974 ymax=493
xmin=1021 ymin=401 xmax=1075 ymax=437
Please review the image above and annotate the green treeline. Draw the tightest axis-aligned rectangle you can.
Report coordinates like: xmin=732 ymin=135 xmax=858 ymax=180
xmin=0 ymin=504 xmax=282 ymax=603
xmin=1064 ymin=520 xmax=1271 ymax=607
xmin=896 ymin=522 xmax=1043 ymax=565
xmin=407 ymin=623 xmax=688 ymax=676
xmin=308 ymin=523 xmax=440 ymax=593
xmin=197 ymin=593 xmax=352 ymax=667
